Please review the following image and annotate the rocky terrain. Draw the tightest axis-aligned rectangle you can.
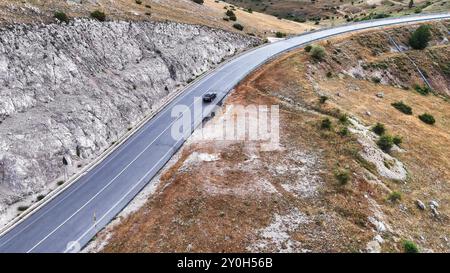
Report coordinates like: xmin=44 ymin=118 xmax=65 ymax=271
xmin=96 ymin=21 xmax=450 ymax=253
xmin=0 ymin=19 xmax=259 ymax=217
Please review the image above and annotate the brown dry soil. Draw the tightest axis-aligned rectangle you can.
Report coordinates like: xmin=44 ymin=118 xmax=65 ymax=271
xmin=101 ymin=21 xmax=450 ymax=253
xmin=0 ymin=0 xmax=312 ymax=37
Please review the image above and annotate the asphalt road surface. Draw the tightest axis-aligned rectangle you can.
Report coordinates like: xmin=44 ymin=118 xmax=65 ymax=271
xmin=0 ymin=13 xmax=449 ymax=253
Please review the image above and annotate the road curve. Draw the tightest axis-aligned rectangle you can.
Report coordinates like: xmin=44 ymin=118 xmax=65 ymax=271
xmin=0 ymin=13 xmax=449 ymax=253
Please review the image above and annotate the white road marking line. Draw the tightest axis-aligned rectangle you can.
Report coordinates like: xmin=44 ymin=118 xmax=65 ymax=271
xmin=65 ymin=138 xmax=183 ymax=253
xmin=25 ymin=73 xmax=231 ymax=252
xmin=0 ymin=61 xmax=237 ymax=249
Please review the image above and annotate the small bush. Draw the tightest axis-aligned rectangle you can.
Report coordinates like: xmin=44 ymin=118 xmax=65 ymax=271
xmin=90 ymin=10 xmax=106 ymax=21
xmin=339 ymin=114 xmax=349 ymax=124
xmin=18 ymin=206 xmax=29 ymax=212
xmin=372 ymin=123 xmax=386 ymax=136
xmin=393 ymin=136 xmax=403 ymax=146
xmin=409 ymin=25 xmax=431 ymax=50
xmin=403 ymin=240 xmax=419 ymax=253
xmin=54 ymin=11 xmax=69 ymax=23
xmin=135 ymin=0 xmax=143 ymax=4
xmin=372 ymin=77 xmax=381 ymax=84
xmin=36 ymin=195 xmax=45 ymax=202
xmin=310 ymin=45 xmax=326 ymax=61
xmin=377 ymin=135 xmax=394 ymax=152
xmin=226 ymin=10 xmax=235 ymax=17
xmin=304 ymin=45 xmax=312 ymax=52
xmin=57 ymin=181 xmax=65 ymax=186
xmin=319 ymin=95 xmax=329 ymax=104
xmin=233 ymin=23 xmax=244 ymax=31
xmin=192 ymin=0 xmax=204 ymax=4
xmin=321 ymin=118 xmax=332 ymax=130
xmin=418 ymin=113 xmax=435 ymax=125
xmin=275 ymin=31 xmax=286 ymax=38
xmin=335 ymin=169 xmax=350 ymax=185
xmin=338 ymin=127 xmax=350 ymax=137
xmin=388 ymin=191 xmax=402 ymax=202
xmin=391 ymin=101 xmax=413 ymax=115
xmin=414 ymin=84 xmax=432 ymax=95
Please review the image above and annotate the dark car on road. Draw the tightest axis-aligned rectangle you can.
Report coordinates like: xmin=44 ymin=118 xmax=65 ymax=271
xmin=202 ymin=93 xmax=217 ymax=103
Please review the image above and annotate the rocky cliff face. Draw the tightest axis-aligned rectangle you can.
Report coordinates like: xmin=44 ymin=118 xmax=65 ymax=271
xmin=0 ymin=19 xmax=259 ymax=211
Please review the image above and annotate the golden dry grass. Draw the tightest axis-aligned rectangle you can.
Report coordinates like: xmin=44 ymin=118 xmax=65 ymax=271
xmin=0 ymin=0 xmax=312 ymax=36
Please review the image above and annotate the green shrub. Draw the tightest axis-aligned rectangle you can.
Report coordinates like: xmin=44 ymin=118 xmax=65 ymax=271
xmin=233 ymin=23 xmax=244 ymax=31
xmin=403 ymin=240 xmax=419 ymax=253
xmin=321 ymin=118 xmax=332 ymax=130
xmin=319 ymin=95 xmax=329 ymax=104
xmin=414 ymin=84 xmax=432 ymax=95
xmin=338 ymin=127 xmax=350 ymax=137
xmin=18 ymin=206 xmax=29 ymax=212
xmin=54 ymin=11 xmax=69 ymax=23
xmin=339 ymin=114 xmax=349 ymax=124
xmin=372 ymin=123 xmax=386 ymax=136
xmin=304 ymin=45 xmax=312 ymax=52
xmin=334 ymin=168 xmax=350 ymax=185
xmin=388 ymin=191 xmax=402 ymax=202
xmin=391 ymin=101 xmax=413 ymax=115
xmin=90 ymin=10 xmax=106 ymax=21
xmin=226 ymin=10 xmax=235 ymax=17
xmin=36 ymin=195 xmax=45 ymax=202
xmin=377 ymin=135 xmax=394 ymax=152
xmin=275 ymin=32 xmax=286 ymax=38
xmin=409 ymin=25 xmax=431 ymax=50
xmin=393 ymin=136 xmax=403 ymax=146
xmin=418 ymin=113 xmax=435 ymax=125
xmin=310 ymin=45 xmax=326 ymax=61
xmin=372 ymin=77 xmax=381 ymax=84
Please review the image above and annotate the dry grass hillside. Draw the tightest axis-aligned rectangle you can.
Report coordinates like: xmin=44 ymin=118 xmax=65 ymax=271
xmin=223 ymin=0 xmax=450 ymax=27
xmin=0 ymin=0 xmax=312 ymax=36
xmin=93 ymin=21 xmax=450 ymax=253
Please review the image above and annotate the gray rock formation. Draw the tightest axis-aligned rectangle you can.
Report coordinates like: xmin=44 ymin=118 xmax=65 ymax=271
xmin=0 ymin=19 xmax=259 ymax=211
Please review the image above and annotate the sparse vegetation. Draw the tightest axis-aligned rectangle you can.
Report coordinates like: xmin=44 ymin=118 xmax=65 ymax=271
xmin=414 ymin=84 xmax=432 ymax=96
xmin=391 ymin=101 xmax=413 ymax=115
xmin=54 ymin=11 xmax=69 ymax=23
xmin=321 ymin=118 xmax=332 ymax=130
xmin=418 ymin=113 xmax=436 ymax=125
xmin=334 ymin=168 xmax=350 ymax=185
xmin=275 ymin=32 xmax=286 ymax=38
xmin=233 ymin=23 xmax=244 ymax=31
xmin=388 ymin=191 xmax=402 ymax=202
xmin=310 ymin=45 xmax=326 ymax=61
xmin=36 ymin=195 xmax=45 ymax=202
xmin=377 ymin=135 xmax=394 ymax=152
xmin=90 ymin=10 xmax=106 ymax=22
xmin=17 ymin=206 xmax=29 ymax=212
xmin=403 ymin=240 xmax=419 ymax=253
xmin=319 ymin=95 xmax=329 ymax=104
xmin=409 ymin=25 xmax=432 ymax=50
xmin=393 ymin=136 xmax=403 ymax=146
xmin=372 ymin=123 xmax=386 ymax=136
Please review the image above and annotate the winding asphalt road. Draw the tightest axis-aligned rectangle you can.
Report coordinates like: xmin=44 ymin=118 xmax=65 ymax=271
xmin=0 ymin=13 xmax=449 ymax=253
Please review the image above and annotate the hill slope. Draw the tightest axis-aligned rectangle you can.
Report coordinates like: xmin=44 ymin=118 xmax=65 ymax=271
xmin=95 ymin=21 xmax=450 ymax=253
xmin=0 ymin=0 xmax=312 ymax=36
